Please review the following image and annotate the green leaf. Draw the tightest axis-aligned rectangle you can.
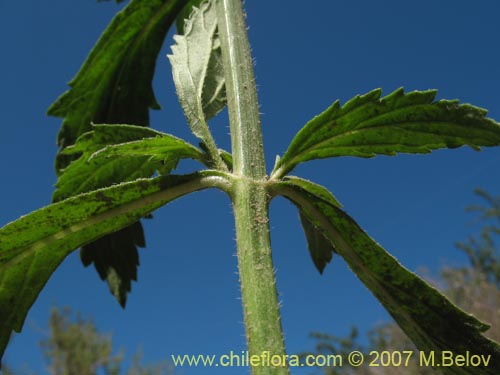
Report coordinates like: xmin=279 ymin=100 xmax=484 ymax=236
xmin=283 ymin=176 xmax=342 ymax=208
xmin=80 ymin=222 xmax=145 ymax=308
xmin=53 ymin=124 xmax=203 ymax=306
xmin=60 ymin=124 xmax=167 ymax=156
xmin=55 ymin=123 xmax=165 ymax=305
xmin=47 ymin=0 xmax=190 ymax=305
xmin=285 ymin=176 xmax=341 ymax=273
xmin=0 ymin=171 xmax=228 ymax=363
xmin=89 ymin=133 xmax=206 ymax=182
xmin=299 ymin=212 xmax=335 ymax=274
xmin=91 ymin=132 xmax=204 ymax=163
xmin=168 ymin=0 xmax=226 ymax=138
xmin=48 ymin=0 xmax=189 ymax=169
xmin=271 ymin=180 xmax=500 ymax=375
xmin=54 ymin=124 xmax=176 ymax=202
xmin=273 ymin=88 xmax=500 ymax=178
xmin=218 ymin=148 xmax=233 ymax=171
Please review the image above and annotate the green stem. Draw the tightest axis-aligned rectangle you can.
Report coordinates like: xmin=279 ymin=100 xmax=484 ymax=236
xmin=216 ymin=0 xmax=289 ymax=373
xmin=216 ymin=0 xmax=265 ymax=178
xmin=231 ymin=179 xmax=288 ymax=374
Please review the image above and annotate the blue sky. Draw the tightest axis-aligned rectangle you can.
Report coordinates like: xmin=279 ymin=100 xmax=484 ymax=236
xmin=1 ymin=0 xmax=500 ymax=374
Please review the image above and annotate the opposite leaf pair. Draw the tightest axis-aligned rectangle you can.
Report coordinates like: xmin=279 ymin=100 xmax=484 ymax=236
xmin=2 ymin=0 xmax=500 ymax=373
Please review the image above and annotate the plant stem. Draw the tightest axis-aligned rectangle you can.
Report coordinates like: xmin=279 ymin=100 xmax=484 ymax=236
xmin=216 ymin=0 xmax=289 ymax=373
xmin=216 ymin=0 xmax=265 ymax=179
xmin=231 ymin=179 xmax=288 ymax=374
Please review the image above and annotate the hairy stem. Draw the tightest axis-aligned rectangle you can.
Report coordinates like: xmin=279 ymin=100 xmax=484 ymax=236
xmin=231 ymin=179 xmax=288 ymax=374
xmin=216 ymin=0 xmax=265 ymax=178
xmin=216 ymin=0 xmax=289 ymax=373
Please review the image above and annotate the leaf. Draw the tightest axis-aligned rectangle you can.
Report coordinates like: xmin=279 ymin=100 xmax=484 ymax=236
xmin=61 ymin=124 xmax=167 ymax=156
xmin=175 ymin=0 xmax=205 ymax=34
xmin=201 ymin=35 xmax=226 ymax=121
xmin=286 ymin=176 xmax=341 ymax=273
xmin=57 ymin=125 xmax=156 ymax=306
xmin=272 ymin=180 xmax=500 ymax=375
xmin=60 ymin=124 xmax=205 ymax=198
xmin=198 ymin=142 xmax=233 ymax=171
xmin=53 ymin=124 xmax=203 ymax=305
xmin=0 ymin=171 xmax=227 ymax=363
xmin=91 ymin=132 xmax=204 ymax=163
xmin=284 ymin=176 xmax=342 ymax=209
xmin=168 ymin=0 xmax=226 ymax=139
xmin=54 ymin=124 xmax=176 ymax=202
xmin=47 ymin=0 xmax=190 ymax=306
xmin=219 ymin=148 xmax=233 ymax=171
xmin=48 ymin=0 xmax=190 ymax=166
xmin=299 ymin=212 xmax=335 ymax=274
xmin=273 ymin=88 xmax=500 ymax=178
xmin=80 ymin=222 xmax=145 ymax=308
xmin=55 ymin=124 xmax=163 ymax=306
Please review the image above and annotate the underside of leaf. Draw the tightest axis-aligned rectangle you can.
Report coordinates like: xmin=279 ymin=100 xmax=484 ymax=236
xmin=49 ymin=0 xmax=189 ymax=166
xmin=53 ymin=124 xmax=203 ymax=305
xmin=54 ymin=124 xmax=170 ymax=306
xmin=0 ymin=171 xmax=229 ymax=364
xmin=168 ymin=0 xmax=226 ymax=150
xmin=299 ymin=212 xmax=335 ymax=274
xmin=271 ymin=180 xmax=500 ymax=375
xmin=47 ymin=0 xmax=190 ymax=307
xmin=285 ymin=176 xmax=341 ymax=273
xmin=80 ymin=222 xmax=144 ymax=308
xmin=175 ymin=0 xmax=205 ymax=34
xmin=54 ymin=124 xmax=168 ymax=201
xmin=273 ymin=88 xmax=500 ymax=178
